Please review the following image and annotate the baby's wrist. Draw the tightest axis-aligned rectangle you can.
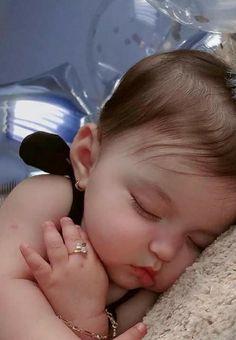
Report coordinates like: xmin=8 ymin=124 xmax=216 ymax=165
xmin=58 ymin=309 xmax=118 ymax=339
xmin=58 ymin=311 xmax=109 ymax=339
xmin=70 ymin=305 xmax=107 ymax=326
xmin=56 ymin=299 xmax=106 ymax=325
xmin=80 ymin=310 xmax=109 ymax=332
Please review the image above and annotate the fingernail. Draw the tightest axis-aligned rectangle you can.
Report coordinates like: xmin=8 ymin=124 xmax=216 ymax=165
xmin=19 ymin=243 xmax=31 ymax=254
xmin=61 ymin=217 xmax=72 ymax=223
xmin=136 ymin=323 xmax=147 ymax=334
xmin=20 ymin=242 xmax=29 ymax=249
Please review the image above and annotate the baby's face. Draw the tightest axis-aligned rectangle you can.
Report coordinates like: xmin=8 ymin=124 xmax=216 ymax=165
xmin=81 ymin=129 xmax=236 ymax=292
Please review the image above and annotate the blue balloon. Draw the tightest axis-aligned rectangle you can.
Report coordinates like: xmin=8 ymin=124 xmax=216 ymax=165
xmin=146 ymin=0 xmax=236 ymax=33
xmin=0 ymin=63 xmax=92 ymax=144
xmin=86 ymin=0 xmax=208 ymax=107
xmin=0 ymin=63 xmax=90 ymax=189
xmin=0 ymin=0 xmax=227 ymax=194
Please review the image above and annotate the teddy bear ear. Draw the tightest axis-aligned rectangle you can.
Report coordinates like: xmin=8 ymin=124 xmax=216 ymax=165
xmin=19 ymin=131 xmax=73 ymax=177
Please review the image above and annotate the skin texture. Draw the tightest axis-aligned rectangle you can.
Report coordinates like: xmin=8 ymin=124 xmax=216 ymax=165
xmin=71 ymin=124 xmax=236 ymax=293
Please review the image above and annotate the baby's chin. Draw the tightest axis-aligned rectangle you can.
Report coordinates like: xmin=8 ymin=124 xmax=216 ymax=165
xmin=107 ymin=269 xmax=140 ymax=290
xmin=147 ymin=285 xmax=168 ymax=293
xmin=148 ymin=278 xmax=179 ymax=293
xmin=110 ymin=276 xmax=140 ymax=290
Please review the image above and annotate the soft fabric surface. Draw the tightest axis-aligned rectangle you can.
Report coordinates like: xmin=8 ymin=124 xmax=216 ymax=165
xmin=144 ymin=226 xmax=236 ymax=340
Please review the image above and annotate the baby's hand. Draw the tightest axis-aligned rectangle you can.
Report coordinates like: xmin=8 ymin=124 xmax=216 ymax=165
xmin=20 ymin=217 xmax=109 ymax=327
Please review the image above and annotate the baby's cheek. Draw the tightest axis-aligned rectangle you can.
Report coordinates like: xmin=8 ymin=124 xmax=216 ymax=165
xmin=180 ymin=241 xmax=200 ymax=269
xmin=155 ymin=244 xmax=200 ymax=292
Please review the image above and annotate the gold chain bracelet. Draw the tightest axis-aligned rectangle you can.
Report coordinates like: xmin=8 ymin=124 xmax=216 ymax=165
xmin=105 ymin=309 xmax=118 ymax=338
xmin=57 ymin=309 xmax=118 ymax=339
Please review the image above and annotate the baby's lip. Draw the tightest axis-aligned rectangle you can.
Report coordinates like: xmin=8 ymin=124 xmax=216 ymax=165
xmin=142 ymin=267 xmax=159 ymax=279
xmin=131 ymin=266 xmax=158 ymax=287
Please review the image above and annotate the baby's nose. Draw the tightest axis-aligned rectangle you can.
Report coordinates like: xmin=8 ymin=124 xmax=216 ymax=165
xmin=149 ymin=233 xmax=183 ymax=263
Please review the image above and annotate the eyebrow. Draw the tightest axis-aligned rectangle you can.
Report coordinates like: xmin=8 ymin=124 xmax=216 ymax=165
xmin=140 ymin=179 xmax=173 ymax=206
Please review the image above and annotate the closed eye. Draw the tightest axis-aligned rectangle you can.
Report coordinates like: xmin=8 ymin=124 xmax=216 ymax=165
xmin=130 ymin=195 xmax=160 ymax=222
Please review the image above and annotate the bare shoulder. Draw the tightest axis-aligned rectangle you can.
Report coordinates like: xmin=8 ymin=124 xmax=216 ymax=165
xmin=0 ymin=174 xmax=73 ymax=222
xmin=0 ymin=174 xmax=74 ymax=278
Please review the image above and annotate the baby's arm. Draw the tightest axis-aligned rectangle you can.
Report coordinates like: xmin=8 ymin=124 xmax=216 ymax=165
xmin=0 ymin=175 xmax=82 ymax=340
xmin=20 ymin=217 xmax=109 ymax=338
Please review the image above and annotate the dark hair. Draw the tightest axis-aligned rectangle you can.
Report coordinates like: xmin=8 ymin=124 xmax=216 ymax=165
xmin=98 ymin=50 xmax=236 ymax=177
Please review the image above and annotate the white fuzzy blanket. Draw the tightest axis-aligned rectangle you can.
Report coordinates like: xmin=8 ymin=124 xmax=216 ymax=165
xmin=144 ymin=226 xmax=236 ymax=340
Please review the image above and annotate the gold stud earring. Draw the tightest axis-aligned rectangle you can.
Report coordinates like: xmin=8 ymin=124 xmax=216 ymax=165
xmin=74 ymin=180 xmax=84 ymax=191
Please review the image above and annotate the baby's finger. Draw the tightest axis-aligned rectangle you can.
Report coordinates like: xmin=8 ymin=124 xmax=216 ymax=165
xmin=20 ymin=243 xmax=51 ymax=284
xmin=115 ymin=323 xmax=147 ymax=340
xmin=43 ymin=221 xmax=68 ymax=267
xmin=60 ymin=217 xmax=85 ymax=254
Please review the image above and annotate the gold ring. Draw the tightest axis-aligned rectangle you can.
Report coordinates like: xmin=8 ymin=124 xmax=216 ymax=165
xmin=71 ymin=242 xmax=88 ymax=254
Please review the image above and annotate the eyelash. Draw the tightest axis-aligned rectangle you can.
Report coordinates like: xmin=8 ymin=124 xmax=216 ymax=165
xmin=131 ymin=196 xmax=160 ymax=221
xmin=131 ymin=196 xmax=207 ymax=251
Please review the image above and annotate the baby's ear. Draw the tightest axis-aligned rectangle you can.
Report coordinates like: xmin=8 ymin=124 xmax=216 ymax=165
xmin=70 ymin=123 xmax=100 ymax=189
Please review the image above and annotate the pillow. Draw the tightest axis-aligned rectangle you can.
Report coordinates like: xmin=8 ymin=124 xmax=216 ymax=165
xmin=144 ymin=226 xmax=236 ymax=340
